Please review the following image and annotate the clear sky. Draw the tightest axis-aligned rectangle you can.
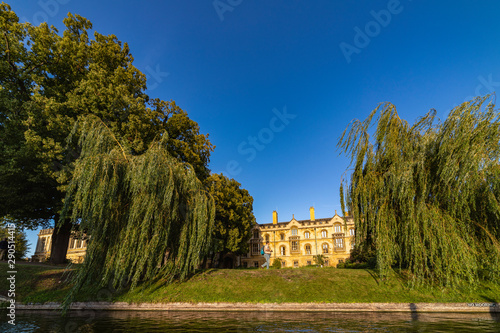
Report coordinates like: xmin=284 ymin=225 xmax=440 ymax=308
xmin=12 ymin=0 xmax=500 ymax=257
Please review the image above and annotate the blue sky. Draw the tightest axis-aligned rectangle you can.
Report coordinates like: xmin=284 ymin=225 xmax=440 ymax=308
xmin=12 ymin=0 xmax=500 ymax=257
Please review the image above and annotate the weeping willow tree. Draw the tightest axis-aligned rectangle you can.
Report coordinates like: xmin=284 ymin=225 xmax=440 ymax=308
xmin=339 ymin=95 xmax=500 ymax=286
xmin=62 ymin=116 xmax=215 ymax=305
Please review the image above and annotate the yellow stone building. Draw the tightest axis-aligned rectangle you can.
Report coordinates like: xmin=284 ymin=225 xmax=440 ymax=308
xmin=241 ymin=207 xmax=355 ymax=268
xmin=31 ymin=207 xmax=355 ymax=268
xmin=31 ymin=228 xmax=87 ymax=263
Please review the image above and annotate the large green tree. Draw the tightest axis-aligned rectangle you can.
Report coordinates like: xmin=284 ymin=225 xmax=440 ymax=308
xmin=0 ymin=218 xmax=30 ymax=259
xmin=62 ymin=116 xmax=214 ymax=305
xmin=339 ymin=96 xmax=500 ymax=286
xmin=0 ymin=3 xmax=214 ymax=263
xmin=205 ymin=173 xmax=256 ymax=259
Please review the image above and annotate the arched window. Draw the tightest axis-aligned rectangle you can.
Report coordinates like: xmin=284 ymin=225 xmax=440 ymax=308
xmin=349 ymin=228 xmax=355 ymax=236
xmin=253 ymin=230 xmax=259 ymax=239
xmin=291 ymin=228 xmax=298 ymax=236
xmin=280 ymin=246 xmax=286 ymax=256
xmin=321 ymin=230 xmax=327 ymax=238
xmin=305 ymin=244 xmax=311 ymax=254
xmin=322 ymin=243 xmax=329 ymax=254
xmin=280 ymin=233 xmax=285 ymax=241
xmin=334 ymin=224 xmax=342 ymax=233
xmin=304 ymin=231 xmax=310 ymax=239
xmin=281 ymin=261 xmax=286 ymax=267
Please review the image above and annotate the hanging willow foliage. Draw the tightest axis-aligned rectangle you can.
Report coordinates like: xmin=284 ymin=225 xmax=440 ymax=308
xmin=61 ymin=116 xmax=215 ymax=305
xmin=339 ymin=95 xmax=500 ymax=286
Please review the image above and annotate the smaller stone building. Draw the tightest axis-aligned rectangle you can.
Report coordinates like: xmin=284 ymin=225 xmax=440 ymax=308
xmin=241 ymin=207 xmax=355 ymax=268
xmin=31 ymin=228 xmax=87 ymax=263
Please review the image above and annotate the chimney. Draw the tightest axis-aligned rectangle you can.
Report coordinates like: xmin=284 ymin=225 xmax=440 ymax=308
xmin=310 ymin=206 xmax=315 ymax=221
xmin=273 ymin=210 xmax=278 ymax=224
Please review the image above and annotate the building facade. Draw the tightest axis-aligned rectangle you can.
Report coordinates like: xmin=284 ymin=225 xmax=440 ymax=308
xmin=31 ymin=228 xmax=87 ymax=263
xmin=241 ymin=207 xmax=355 ymax=268
xmin=32 ymin=207 xmax=355 ymax=267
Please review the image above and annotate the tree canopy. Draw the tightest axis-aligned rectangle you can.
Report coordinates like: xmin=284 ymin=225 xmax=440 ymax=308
xmin=205 ymin=173 xmax=256 ymax=256
xmin=63 ymin=116 xmax=214 ymax=302
xmin=0 ymin=3 xmax=214 ymax=223
xmin=0 ymin=218 xmax=30 ymax=259
xmin=0 ymin=3 xmax=214 ymax=262
xmin=339 ymin=96 xmax=500 ymax=286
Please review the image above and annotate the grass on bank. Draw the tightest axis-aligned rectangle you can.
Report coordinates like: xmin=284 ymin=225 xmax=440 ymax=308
xmin=1 ymin=262 xmax=499 ymax=304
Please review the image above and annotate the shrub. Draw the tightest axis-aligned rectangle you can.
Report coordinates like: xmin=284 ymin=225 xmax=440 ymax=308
xmin=313 ymin=254 xmax=325 ymax=266
xmin=271 ymin=258 xmax=282 ymax=269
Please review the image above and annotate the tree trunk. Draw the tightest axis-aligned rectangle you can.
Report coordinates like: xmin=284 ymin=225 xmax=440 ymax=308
xmin=49 ymin=215 xmax=72 ymax=264
xmin=201 ymin=255 xmax=208 ymax=269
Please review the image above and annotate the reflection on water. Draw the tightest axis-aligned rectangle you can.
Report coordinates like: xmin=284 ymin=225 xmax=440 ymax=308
xmin=1 ymin=310 xmax=499 ymax=332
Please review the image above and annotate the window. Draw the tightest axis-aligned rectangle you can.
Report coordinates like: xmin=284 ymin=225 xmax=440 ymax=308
xmin=324 ymin=260 xmax=329 ymax=266
xmin=243 ymin=262 xmax=248 ymax=268
xmin=252 ymin=243 xmax=259 ymax=254
xmin=281 ymin=261 xmax=286 ymax=268
xmin=69 ymin=238 xmax=76 ymax=249
xmin=338 ymin=259 xmax=344 ymax=263
xmin=351 ymin=242 xmax=355 ymax=249
xmin=291 ymin=241 xmax=298 ymax=252
xmin=280 ymin=233 xmax=285 ymax=241
xmin=334 ymin=224 xmax=342 ymax=233
xmin=293 ymin=260 xmax=299 ymax=268
xmin=305 ymin=244 xmax=311 ymax=254
xmin=349 ymin=228 xmax=355 ymax=236
xmin=291 ymin=228 xmax=298 ymax=236
xmin=321 ymin=230 xmax=327 ymax=238
xmin=280 ymin=246 xmax=286 ymax=256
xmin=38 ymin=238 xmax=46 ymax=252
xmin=307 ymin=261 xmax=312 ymax=266
xmin=322 ymin=243 xmax=329 ymax=254
xmin=253 ymin=230 xmax=259 ymax=239
xmin=254 ymin=261 xmax=259 ymax=268
xmin=304 ymin=231 xmax=310 ymax=239
xmin=265 ymin=234 xmax=270 ymax=242
xmin=335 ymin=238 xmax=344 ymax=248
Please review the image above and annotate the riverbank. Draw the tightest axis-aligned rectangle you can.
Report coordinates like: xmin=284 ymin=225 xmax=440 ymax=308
xmin=15 ymin=301 xmax=500 ymax=313
xmin=1 ymin=262 xmax=499 ymax=306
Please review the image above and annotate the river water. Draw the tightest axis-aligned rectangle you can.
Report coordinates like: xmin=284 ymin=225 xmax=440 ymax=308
xmin=1 ymin=310 xmax=499 ymax=332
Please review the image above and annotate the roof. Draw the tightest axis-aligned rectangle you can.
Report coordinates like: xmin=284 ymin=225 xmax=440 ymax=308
xmin=257 ymin=216 xmax=351 ymax=228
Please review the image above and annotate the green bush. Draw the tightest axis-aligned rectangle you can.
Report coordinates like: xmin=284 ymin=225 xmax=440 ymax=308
xmin=313 ymin=254 xmax=325 ymax=266
xmin=271 ymin=258 xmax=282 ymax=269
